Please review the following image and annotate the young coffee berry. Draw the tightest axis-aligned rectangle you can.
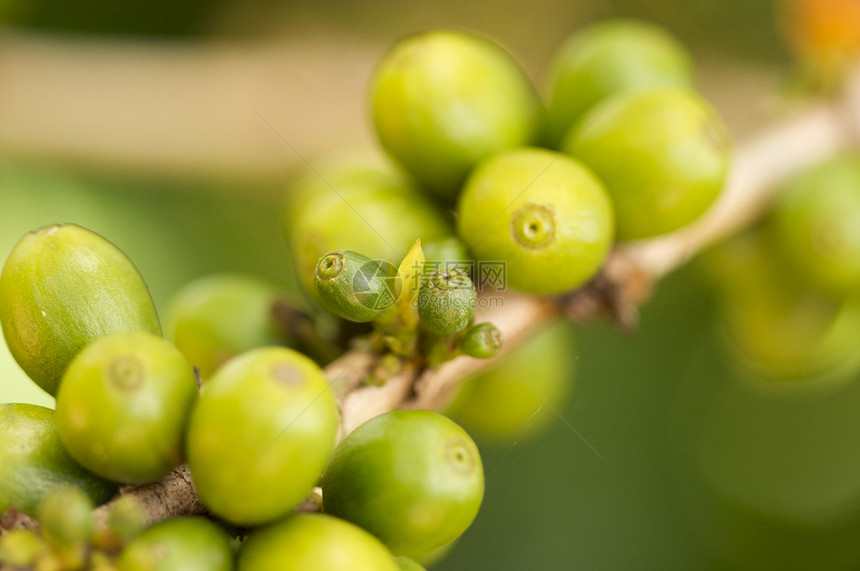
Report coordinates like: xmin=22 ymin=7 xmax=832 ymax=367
xmin=0 ymin=224 xmax=161 ymax=396
xmin=314 ymin=250 xmax=396 ymax=323
xmin=321 ymin=410 xmax=484 ymax=557
xmin=460 ymin=323 xmax=503 ymax=359
xmin=55 ymin=332 xmax=199 ymax=484
xmin=371 ymin=30 xmax=544 ymax=199
xmin=545 ymin=19 xmax=693 ymax=147
xmin=186 ymin=347 xmax=338 ymax=525
xmin=117 ymin=516 xmax=234 ymax=571
xmin=567 ymin=88 xmax=730 ymax=240
xmin=0 ymin=403 xmax=117 ymax=516
xmin=238 ymin=513 xmax=400 ymax=571
xmin=417 ymin=268 xmax=476 ymax=336
xmin=457 ymin=148 xmax=614 ymax=295
xmin=37 ymin=487 xmax=94 ymax=549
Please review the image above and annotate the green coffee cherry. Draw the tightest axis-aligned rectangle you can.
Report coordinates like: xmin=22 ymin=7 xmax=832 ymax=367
xmin=186 ymin=347 xmax=338 ymax=525
xmin=55 ymin=332 xmax=198 ymax=484
xmin=0 ymin=224 xmax=161 ymax=396
xmin=37 ymin=487 xmax=94 ymax=549
xmin=0 ymin=529 xmax=46 ymax=567
xmin=457 ymin=147 xmax=614 ymax=295
xmin=371 ymin=30 xmax=544 ymax=199
xmin=447 ymin=319 xmax=576 ymax=441
xmin=106 ymin=496 xmax=148 ymax=544
xmin=0 ymin=403 xmax=117 ymax=516
xmin=766 ymin=154 xmax=860 ymax=296
xmin=284 ymin=159 xmax=451 ymax=300
xmin=567 ymin=88 xmax=730 ymax=240
xmin=314 ymin=250 xmax=396 ymax=323
xmin=699 ymin=228 xmax=860 ymax=386
xmin=460 ymin=323 xmax=502 ymax=359
xmin=166 ymin=273 xmax=289 ymax=380
xmin=321 ymin=410 xmax=484 ymax=557
xmin=417 ymin=268 xmax=476 ymax=336
xmin=237 ymin=513 xmax=400 ymax=571
xmin=395 ymin=556 xmax=427 ymax=571
xmin=546 ymin=19 xmax=693 ymax=147
xmin=116 ymin=516 xmax=234 ymax=571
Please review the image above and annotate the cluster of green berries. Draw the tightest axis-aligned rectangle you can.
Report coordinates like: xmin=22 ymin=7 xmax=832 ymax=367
xmin=284 ymin=18 xmax=729 ymax=374
xmin=0 ymin=17 xmax=734 ymax=570
xmin=0 ymin=224 xmax=482 ymax=570
xmin=698 ymin=153 xmax=860 ymax=388
xmin=341 ymin=20 xmax=730 ymax=300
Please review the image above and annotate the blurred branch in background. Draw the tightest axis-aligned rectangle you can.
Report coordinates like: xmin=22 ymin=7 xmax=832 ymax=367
xmin=0 ymin=28 xmax=378 ymax=186
xmin=0 ymin=0 xmax=790 ymax=189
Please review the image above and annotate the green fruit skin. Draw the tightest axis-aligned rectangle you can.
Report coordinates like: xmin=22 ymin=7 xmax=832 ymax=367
xmin=314 ymin=250 xmax=395 ymax=323
xmin=0 ymin=403 xmax=117 ymax=516
xmin=767 ymin=154 xmax=860 ymax=296
xmin=0 ymin=224 xmax=162 ymax=396
xmin=417 ymin=269 xmax=476 ymax=336
xmin=37 ymin=487 xmax=94 ymax=547
xmin=55 ymin=332 xmax=198 ymax=484
xmin=545 ymin=19 xmax=693 ymax=148
xmin=321 ymin=410 xmax=484 ymax=557
xmin=460 ymin=323 xmax=502 ymax=359
xmin=285 ymin=160 xmax=451 ymax=301
xmin=238 ymin=513 xmax=400 ymax=571
xmin=116 ymin=516 xmax=234 ymax=571
xmin=166 ymin=273 xmax=286 ymax=380
xmin=371 ymin=30 xmax=544 ymax=199
xmin=456 ymin=147 xmax=614 ymax=295
xmin=395 ymin=556 xmax=427 ymax=571
xmin=568 ymin=88 xmax=730 ymax=240
xmin=186 ymin=347 xmax=338 ymax=525
xmin=446 ymin=319 xmax=576 ymax=441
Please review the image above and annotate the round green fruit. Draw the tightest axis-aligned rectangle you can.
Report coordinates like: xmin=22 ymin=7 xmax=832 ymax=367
xmin=284 ymin=160 xmax=450 ymax=299
xmin=417 ymin=268 xmax=476 ymax=336
xmin=165 ymin=273 xmax=288 ymax=380
xmin=116 ymin=517 xmax=234 ymax=571
xmin=460 ymin=323 xmax=502 ymax=359
xmin=321 ymin=410 xmax=484 ymax=557
xmin=0 ymin=403 xmax=117 ymax=516
xmin=55 ymin=332 xmax=198 ymax=484
xmin=545 ymin=19 xmax=693 ymax=147
xmin=371 ymin=30 xmax=544 ymax=198
xmin=767 ymin=154 xmax=860 ymax=296
xmin=0 ymin=224 xmax=161 ymax=396
xmin=567 ymin=87 xmax=730 ymax=240
xmin=447 ymin=319 xmax=576 ymax=441
xmin=186 ymin=347 xmax=338 ymax=525
xmin=37 ymin=487 xmax=94 ymax=548
xmin=314 ymin=250 xmax=396 ymax=322
xmin=238 ymin=513 xmax=400 ymax=571
xmin=456 ymin=147 xmax=614 ymax=295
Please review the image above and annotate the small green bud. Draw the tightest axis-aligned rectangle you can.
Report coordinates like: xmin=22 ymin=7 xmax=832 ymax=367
xmin=37 ymin=487 xmax=94 ymax=548
xmin=107 ymin=496 xmax=147 ymax=543
xmin=460 ymin=323 xmax=502 ymax=359
xmin=0 ymin=529 xmax=46 ymax=567
xmin=417 ymin=268 xmax=476 ymax=336
xmin=314 ymin=250 xmax=396 ymax=323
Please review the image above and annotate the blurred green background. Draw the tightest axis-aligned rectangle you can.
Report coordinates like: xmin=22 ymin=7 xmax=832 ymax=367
xmin=4 ymin=0 xmax=860 ymax=569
